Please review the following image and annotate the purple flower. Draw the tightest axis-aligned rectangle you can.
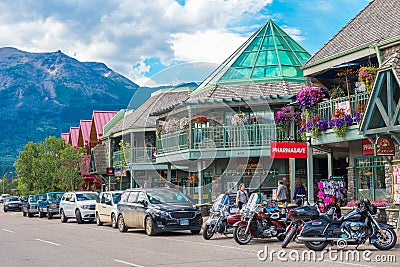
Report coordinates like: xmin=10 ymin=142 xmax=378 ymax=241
xmin=296 ymin=86 xmax=325 ymax=110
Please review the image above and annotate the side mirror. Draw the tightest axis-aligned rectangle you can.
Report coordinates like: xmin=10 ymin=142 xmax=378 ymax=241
xmin=139 ymin=199 xmax=148 ymax=207
xmin=42 ymin=197 xmax=47 ymax=201
xmin=105 ymin=200 xmax=112 ymax=206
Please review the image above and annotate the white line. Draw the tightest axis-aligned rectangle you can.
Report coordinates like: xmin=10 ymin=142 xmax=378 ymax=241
xmin=114 ymin=259 xmax=144 ymax=267
xmin=1 ymin=228 xmax=15 ymax=233
xmin=35 ymin=238 xmax=61 ymax=246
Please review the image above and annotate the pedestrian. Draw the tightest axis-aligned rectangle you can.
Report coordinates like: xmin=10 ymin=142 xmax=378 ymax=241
xmin=235 ymin=183 xmax=248 ymax=210
xmin=293 ymin=180 xmax=307 ymax=206
xmin=277 ymin=180 xmax=288 ymax=204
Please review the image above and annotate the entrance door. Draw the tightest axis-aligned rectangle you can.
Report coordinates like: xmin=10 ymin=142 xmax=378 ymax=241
xmin=355 ymin=157 xmax=385 ymax=200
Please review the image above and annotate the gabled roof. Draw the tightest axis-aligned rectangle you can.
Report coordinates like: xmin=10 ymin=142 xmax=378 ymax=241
xmin=360 ymin=50 xmax=400 ymax=135
xmin=78 ymin=120 xmax=92 ymax=148
xmin=304 ymin=0 xmax=400 ymax=68
xmin=189 ymin=19 xmax=309 ymax=102
xmin=69 ymin=127 xmax=80 ymax=148
xmin=90 ymin=110 xmax=118 ymax=146
xmin=61 ymin=133 xmax=70 ymax=144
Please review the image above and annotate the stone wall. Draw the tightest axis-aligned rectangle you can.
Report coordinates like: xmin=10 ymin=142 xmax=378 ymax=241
xmin=347 ymin=166 xmax=355 ymax=200
xmin=92 ymin=142 xmax=109 ymax=174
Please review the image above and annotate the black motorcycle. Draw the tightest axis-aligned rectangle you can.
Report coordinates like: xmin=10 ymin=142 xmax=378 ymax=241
xmin=297 ymin=198 xmax=397 ymax=251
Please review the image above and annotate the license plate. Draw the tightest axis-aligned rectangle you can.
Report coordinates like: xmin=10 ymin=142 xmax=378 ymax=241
xmin=180 ymin=219 xmax=189 ymax=226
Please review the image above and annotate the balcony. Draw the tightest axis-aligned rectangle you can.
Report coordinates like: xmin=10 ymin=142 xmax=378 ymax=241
xmin=113 ymin=147 xmax=156 ymax=165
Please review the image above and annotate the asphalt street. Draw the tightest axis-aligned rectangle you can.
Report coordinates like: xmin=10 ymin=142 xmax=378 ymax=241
xmin=0 ymin=207 xmax=399 ymax=267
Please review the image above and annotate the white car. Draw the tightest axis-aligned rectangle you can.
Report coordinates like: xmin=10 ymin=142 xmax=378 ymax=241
xmin=95 ymin=191 xmax=122 ymax=228
xmin=59 ymin=191 xmax=98 ymax=224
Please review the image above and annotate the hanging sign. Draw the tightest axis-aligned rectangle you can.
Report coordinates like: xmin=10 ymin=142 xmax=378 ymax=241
xmin=376 ymin=135 xmax=394 ymax=156
xmin=362 ymin=139 xmax=375 ymax=155
xmin=270 ymin=142 xmax=308 ymax=158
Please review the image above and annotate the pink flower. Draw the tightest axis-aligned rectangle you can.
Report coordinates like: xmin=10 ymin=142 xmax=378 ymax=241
xmin=317 ymin=182 xmax=323 ymax=190
xmin=317 ymin=191 xmax=325 ymax=199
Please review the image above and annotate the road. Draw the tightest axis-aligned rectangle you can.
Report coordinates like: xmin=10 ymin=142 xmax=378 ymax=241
xmin=0 ymin=208 xmax=399 ymax=267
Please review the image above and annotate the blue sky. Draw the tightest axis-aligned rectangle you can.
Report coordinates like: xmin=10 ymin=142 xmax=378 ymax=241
xmin=0 ymin=0 xmax=371 ymax=86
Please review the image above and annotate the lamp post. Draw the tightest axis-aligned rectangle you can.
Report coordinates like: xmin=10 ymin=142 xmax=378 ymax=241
xmin=305 ymin=132 xmax=314 ymax=204
xmin=1 ymin=171 xmax=13 ymax=195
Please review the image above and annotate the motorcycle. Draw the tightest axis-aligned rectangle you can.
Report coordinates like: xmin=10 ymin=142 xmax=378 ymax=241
xmin=281 ymin=201 xmax=325 ymax=248
xmin=202 ymin=194 xmax=240 ymax=240
xmin=297 ymin=198 xmax=397 ymax=251
xmin=233 ymin=193 xmax=286 ymax=245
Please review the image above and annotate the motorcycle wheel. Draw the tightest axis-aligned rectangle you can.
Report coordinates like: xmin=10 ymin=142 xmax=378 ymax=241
xmin=304 ymin=241 xmax=328 ymax=251
xmin=233 ymin=225 xmax=252 ymax=245
xmin=202 ymin=224 xmax=215 ymax=240
xmin=373 ymin=228 xmax=397 ymax=250
xmin=282 ymin=225 xmax=297 ymax=248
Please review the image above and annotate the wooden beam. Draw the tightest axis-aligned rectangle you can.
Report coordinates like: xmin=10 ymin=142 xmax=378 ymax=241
xmin=375 ymin=98 xmax=390 ymax=127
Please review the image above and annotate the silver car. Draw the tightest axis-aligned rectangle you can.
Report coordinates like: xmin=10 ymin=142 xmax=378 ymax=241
xmin=95 ymin=191 xmax=122 ymax=228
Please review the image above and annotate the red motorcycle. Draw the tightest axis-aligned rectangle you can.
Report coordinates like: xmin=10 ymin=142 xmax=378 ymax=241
xmin=232 ymin=193 xmax=286 ymax=245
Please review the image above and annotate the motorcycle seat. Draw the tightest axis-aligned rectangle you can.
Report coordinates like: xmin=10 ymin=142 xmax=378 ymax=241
xmin=320 ymin=214 xmax=343 ymax=224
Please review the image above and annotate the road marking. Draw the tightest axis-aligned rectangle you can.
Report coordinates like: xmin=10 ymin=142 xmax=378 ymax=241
xmin=114 ymin=259 xmax=144 ymax=266
xmin=35 ymin=238 xmax=61 ymax=246
xmin=1 ymin=228 xmax=15 ymax=233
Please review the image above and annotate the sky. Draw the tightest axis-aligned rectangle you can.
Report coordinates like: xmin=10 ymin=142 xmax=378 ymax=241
xmin=0 ymin=0 xmax=372 ymax=86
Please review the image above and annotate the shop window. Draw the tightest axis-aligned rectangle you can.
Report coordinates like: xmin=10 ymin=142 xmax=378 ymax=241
xmin=355 ymin=157 xmax=386 ymax=201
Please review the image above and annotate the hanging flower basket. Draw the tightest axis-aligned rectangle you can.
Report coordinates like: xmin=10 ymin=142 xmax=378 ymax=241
xmin=193 ymin=114 xmax=209 ymax=124
xmin=296 ymin=86 xmax=325 ymax=111
xmin=231 ymin=112 xmax=248 ymax=126
xmin=329 ymin=108 xmax=353 ymax=138
xmin=188 ymin=174 xmax=198 ymax=184
xmin=358 ymin=66 xmax=377 ymax=93
xmin=299 ymin=112 xmax=328 ymax=140
xmin=274 ymin=106 xmax=301 ymax=134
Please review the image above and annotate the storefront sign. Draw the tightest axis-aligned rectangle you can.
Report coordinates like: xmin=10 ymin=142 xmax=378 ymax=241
xmin=270 ymin=142 xmax=308 ymax=158
xmin=376 ymin=135 xmax=394 ymax=156
xmin=329 ymin=176 xmax=344 ymax=180
xmin=362 ymin=139 xmax=375 ymax=155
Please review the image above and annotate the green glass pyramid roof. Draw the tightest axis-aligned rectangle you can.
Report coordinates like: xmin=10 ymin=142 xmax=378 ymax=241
xmin=192 ymin=20 xmax=311 ymax=94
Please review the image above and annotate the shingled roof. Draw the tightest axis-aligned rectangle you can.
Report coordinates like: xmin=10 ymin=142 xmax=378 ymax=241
xmin=304 ymin=0 xmax=400 ymax=68
xmin=104 ymin=89 xmax=190 ymax=136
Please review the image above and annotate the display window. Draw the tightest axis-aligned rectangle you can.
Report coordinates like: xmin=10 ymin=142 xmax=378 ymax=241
xmin=355 ymin=156 xmax=386 ymax=200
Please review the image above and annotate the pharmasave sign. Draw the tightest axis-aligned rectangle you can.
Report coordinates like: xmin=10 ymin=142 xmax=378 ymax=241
xmin=270 ymin=142 xmax=308 ymax=158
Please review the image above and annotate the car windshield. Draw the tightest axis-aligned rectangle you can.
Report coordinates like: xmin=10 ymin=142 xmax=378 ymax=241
xmin=113 ymin=193 xmax=122 ymax=204
xmin=6 ymin=197 xmax=19 ymax=202
xmin=147 ymin=189 xmax=191 ymax=204
xmin=76 ymin=193 xmax=98 ymax=201
xmin=48 ymin=193 xmax=64 ymax=200
xmin=29 ymin=195 xmax=39 ymax=202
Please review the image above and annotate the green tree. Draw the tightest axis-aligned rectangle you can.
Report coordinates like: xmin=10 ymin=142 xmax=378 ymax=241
xmin=114 ymin=140 xmax=130 ymax=190
xmin=57 ymin=144 xmax=85 ymax=191
xmin=13 ymin=142 xmax=39 ymax=195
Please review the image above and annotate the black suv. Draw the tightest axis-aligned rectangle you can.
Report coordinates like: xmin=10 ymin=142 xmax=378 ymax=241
xmin=117 ymin=188 xmax=202 ymax=235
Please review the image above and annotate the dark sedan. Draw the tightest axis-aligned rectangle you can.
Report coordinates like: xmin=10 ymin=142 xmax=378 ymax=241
xmin=3 ymin=196 xmax=22 ymax=212
xmin=117 ymin=188 xmax=202 ymax=235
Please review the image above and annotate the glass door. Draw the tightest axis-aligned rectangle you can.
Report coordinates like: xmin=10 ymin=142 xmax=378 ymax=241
xmin=355 ymin=157 xmax=385 ymax=200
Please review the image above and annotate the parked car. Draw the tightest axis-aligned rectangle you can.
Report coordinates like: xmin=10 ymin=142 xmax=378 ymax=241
xmin=59 ymin=191 xmax=98 ymax=224
xmin=95 ymin=191 xmax=122 ymax=228
xmin=117 ymin=188 xmax=202 ymax=235
xmin=0 ymin=194 xmax=10 ymax=203
xmin=22 ymin=194 xmax=42 ymax=217
xmin=38 ymin=192 xmax=65 ymax=219
xmin=3 ymin=196 xmax=22 ymax=212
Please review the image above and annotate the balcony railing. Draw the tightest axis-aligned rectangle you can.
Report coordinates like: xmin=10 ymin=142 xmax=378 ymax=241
xmin=113 ymin=147 xmax=156 ymax=164
xmin=317 ymin=92 xmax=369 ymax=120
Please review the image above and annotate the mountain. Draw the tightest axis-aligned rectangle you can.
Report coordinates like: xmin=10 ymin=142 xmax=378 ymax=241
xmin=0 ymin=47 xmax=139 ymax=167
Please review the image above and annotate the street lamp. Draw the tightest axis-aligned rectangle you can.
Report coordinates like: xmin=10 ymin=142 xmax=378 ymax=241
xmin=1 ymin=171 xmax=13 ymax=195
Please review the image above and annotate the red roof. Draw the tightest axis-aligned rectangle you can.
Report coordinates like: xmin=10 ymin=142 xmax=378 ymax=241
xmin=90 ymin=110 xmax=117 ymax=146
xmin=78 ymin=120 xmax=92 ymax=148
xmin=61 ymin=133 xmax=70 ymax=144
xmin=69 ymin=127 xmax=80 ymax=148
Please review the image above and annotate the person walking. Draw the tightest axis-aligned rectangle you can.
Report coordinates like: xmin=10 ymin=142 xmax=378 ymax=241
xmin=277 ymin=180 xmax=288 ymax=204
xmin=293 ymin=180 xmax=307 ymax=206
xmin=235 ymin=183 xmax=248 ymax=210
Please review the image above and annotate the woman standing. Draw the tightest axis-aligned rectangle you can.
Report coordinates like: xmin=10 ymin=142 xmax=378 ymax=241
xmin=235 ymin=183 xmax=248 ymax=210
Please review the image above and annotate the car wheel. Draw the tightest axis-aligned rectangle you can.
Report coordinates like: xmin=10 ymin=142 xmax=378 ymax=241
xmin=75 ymin=209 xmax=83 ymax=224
xmin=60 ymin=209 xmax=68 ymax=223
xmin=47 ymin=209 xmax=53 ymax=220
xmin=22 ymin=210 xmax=26 ymax=217
xmin=27 ymin=212 xmax=33 ymax=218
xmin=191 ymin=229 xmax=201 ymax=235
xmin=96 ymin=213 xmax=103 ymax=226
xmin=145 ymin=216 xmax=156 ymax=236
xmin=4 ymin=208 xmax=7 ymax=212
xmin=111 ymin=213 xmax=117 ymax=229
xmin=118 ymin=214 xmax=128 ymax=232
xmin=38 ymin=209 xmax=44 ymax=218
